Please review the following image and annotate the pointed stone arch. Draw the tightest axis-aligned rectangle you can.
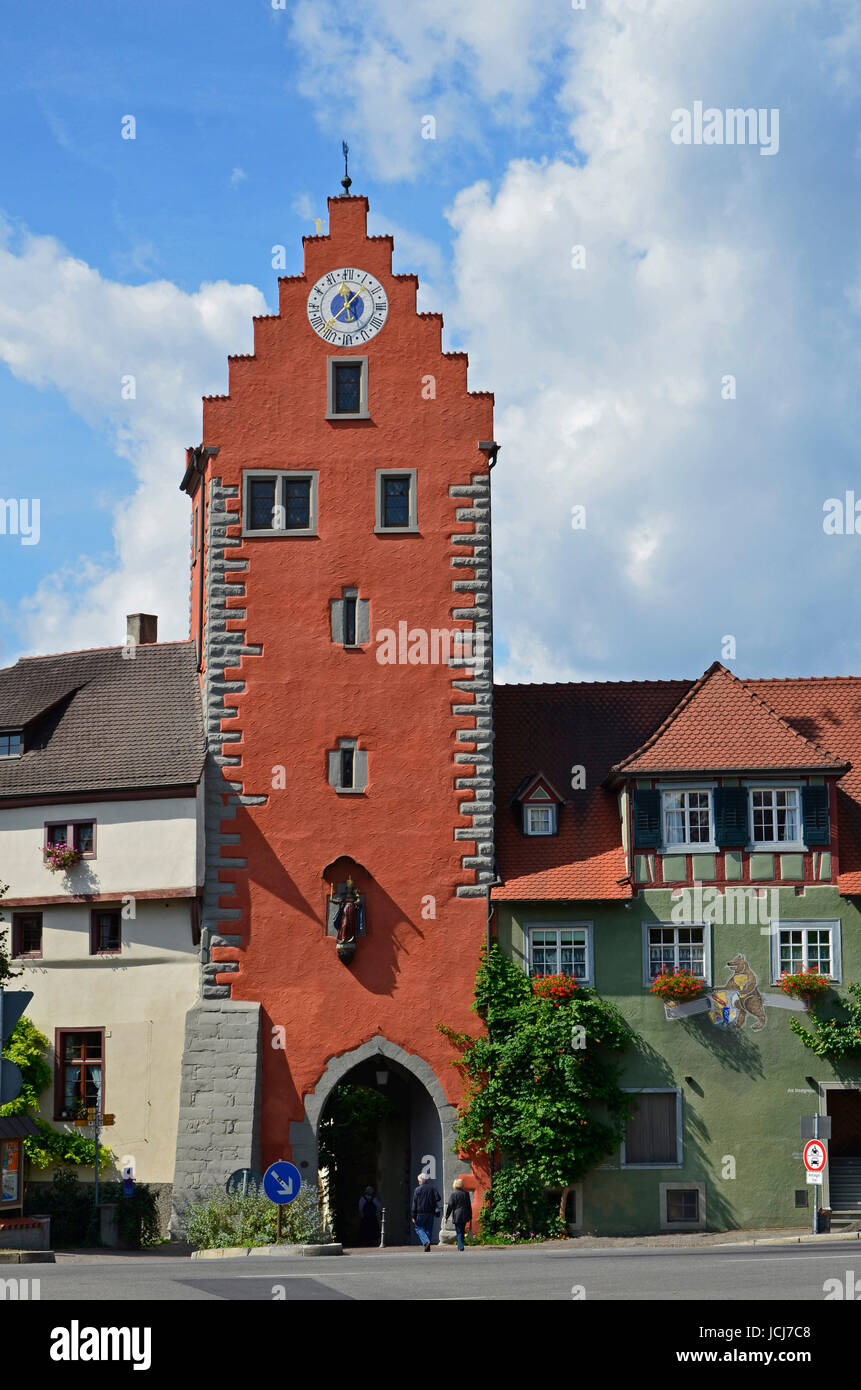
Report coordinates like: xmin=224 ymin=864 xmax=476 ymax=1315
xmin=289 ymin=1034 xmax=471 ymax=1203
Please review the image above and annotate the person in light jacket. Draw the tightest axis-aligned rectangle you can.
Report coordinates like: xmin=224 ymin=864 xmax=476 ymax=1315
xmin=445 ymin=1178 xmax=473 ymax=1252
xmin=410 ymin=1173 xmax=442 ymax=1250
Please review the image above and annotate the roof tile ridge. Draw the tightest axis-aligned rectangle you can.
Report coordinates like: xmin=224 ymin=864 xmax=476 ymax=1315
xmin=738 ymin=675 xmax=848 ymax=767
xmin=15 ymin=639 xmax=194 ymax=663
xmin=611 ymin=663 xmax=735 ymax=773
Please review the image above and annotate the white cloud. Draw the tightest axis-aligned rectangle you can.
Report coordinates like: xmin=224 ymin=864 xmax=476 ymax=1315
xmin=0 ymin=223 xmax=266 ymax=659
xmin=229 ymin=167 xmax=247 ymax=188
xmin=287 ymin=0 xmax=562 ymax=180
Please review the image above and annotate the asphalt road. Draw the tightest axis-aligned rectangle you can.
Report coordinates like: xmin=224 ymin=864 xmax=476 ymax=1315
xmin=13 ymin=1241 xmax=861 ymax=1301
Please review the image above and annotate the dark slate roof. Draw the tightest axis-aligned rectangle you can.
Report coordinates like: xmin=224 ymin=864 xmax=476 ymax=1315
xmin=0 ymin=642 xmax=206 ymax=799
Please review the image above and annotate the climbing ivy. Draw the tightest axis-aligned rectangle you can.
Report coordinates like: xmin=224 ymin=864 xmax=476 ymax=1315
xmin=1 ymin=1017 xmax=113 ymax=1170
xmin=439 ymin=945 xmax=636 ymax=1240
xmin=790 ymin=981 xmax=861 ymax=1059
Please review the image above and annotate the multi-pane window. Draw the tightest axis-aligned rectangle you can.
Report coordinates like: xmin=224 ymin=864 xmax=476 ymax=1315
xmin=45 ymin=821 xmax=95 ymax=857
xmin=525 ymin=804 xmax=556 ymax=835
xmin=0 ymin=732 xmax=21 ymax=757
xmin=662 ymin=790 xmax=711 ymax=846
xmin=648 ymin=926 xmax=706 ymax=980
xmin=530 ymin=927 xmax=591 ymax=982
xmin=383 ymin=476 xmax=411 ymax=528
xmin=623 ymin=1091 xmax=680 ymax=1166
xmin=333 ymin=362 xmax=362 ymax=413
xmin=751 ymin=788 xmax=800 ymax=845
xmin=779 ymin=926 xmax=833 ymax=978
xmin=12 ymin=912 xmax=42 ymax=959
xmin=56 ymin=1030 xmax=103 ymax=1121
xmin=243 ymin=472 xmax=317 ymax=536
xmin=327 ymin=358 xmax=368 ymax=418
xmin=90 ymin=910 xmax=121 ymax=956
xmin=666 ymin=1189 xmax=699 ymax=1223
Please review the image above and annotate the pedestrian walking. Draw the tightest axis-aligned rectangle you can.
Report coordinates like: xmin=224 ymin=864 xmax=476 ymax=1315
xmin=357 ymin=1185 xmax=382 ymax=1246
xmin=410 ymin=1173 xmax=442 ymax=1250
xmin=445 ymin=1177 xmax=473 ymax=1252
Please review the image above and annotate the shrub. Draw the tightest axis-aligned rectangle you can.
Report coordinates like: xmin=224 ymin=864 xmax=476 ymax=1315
xmin=791 ymin=981 xmax=861 ymax=1057
xmin=99 ymin=1182 xmax=161 ymax=1248
xmin=26 ymin=1169 xmax=97 ymax=1247
xmin=183 ymin=1184 xmax=326 ymax=1249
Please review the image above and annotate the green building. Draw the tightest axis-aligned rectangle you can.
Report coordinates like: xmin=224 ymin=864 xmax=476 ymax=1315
xmin=493 ymin=662 xmax=861 ymax=1235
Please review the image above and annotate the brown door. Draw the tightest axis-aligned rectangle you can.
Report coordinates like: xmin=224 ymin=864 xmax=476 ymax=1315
xmin=827 ymin=1090 xmax=861 ymax=1157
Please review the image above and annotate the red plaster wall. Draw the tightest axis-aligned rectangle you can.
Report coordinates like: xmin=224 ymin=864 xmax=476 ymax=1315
xmin=192 ymin=197 xmax=493 ymax=1199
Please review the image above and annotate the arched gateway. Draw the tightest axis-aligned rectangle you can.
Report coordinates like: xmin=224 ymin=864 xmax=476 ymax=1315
xmin=291 ymin=1036 xmax=470 ymax=1244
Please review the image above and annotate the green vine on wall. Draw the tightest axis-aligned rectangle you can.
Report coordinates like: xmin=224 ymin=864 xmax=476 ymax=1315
xmin=438 ymin=945 xmax=637 ymax=1240
xmin=0 ymin=1017 xmax=113 ymax=1170
xmin=790 ymin=981 xmax=861 ymax=1059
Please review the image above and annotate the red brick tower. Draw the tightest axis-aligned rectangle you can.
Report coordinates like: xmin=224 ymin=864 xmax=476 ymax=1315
xmin=174 ymin=194 xmax=496 ymax=1241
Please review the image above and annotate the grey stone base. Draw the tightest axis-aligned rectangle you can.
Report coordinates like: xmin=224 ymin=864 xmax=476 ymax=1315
xmin=170 ymin=999 xmax=262 ymax=1235
xmin=192 ymin=1242 xmax=343 ymax=1259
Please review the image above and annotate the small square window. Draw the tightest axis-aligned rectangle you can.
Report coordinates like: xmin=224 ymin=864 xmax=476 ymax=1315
xmin=666 ymin=1189 xmax=699 ymax=1223
xmin=46 ymin=823 xmax=67 ymax=847
xmin=525 ymin=804 xmax=556 ymax=835
xmin=0 ymin=732 xmax=21 ymax=757
xmin=91 ymin=910 xmax=121 ymax=956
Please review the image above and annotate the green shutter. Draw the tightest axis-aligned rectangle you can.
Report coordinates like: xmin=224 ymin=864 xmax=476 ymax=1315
xmin=802 ymin=785 xmax=830 ymax=845
xmin=632 ymin=789 xmax=661 ymax=847
xmin=714 ymin=786 xmax=749 ymax=846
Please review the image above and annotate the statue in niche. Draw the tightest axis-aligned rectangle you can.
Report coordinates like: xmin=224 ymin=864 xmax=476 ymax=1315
xmin=329 ymin=877 xmax=365 ymax=964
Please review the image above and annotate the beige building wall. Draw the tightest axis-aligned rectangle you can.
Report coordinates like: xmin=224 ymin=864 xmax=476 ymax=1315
xmin=14 ymin=900 xmax=198 ymax=1185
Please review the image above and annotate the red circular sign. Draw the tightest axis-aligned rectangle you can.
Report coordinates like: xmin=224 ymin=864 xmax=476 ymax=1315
xmin=803 ymin=1139 xmax=827 ymax=1173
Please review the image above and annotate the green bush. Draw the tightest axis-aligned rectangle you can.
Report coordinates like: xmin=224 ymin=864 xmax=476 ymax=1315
xmin=26 ymin=1169 xmax=97 ymax=1248
xmin=183 ymin=1184 xmax=326 ymax=1249
xmin=100 ymin=1182 xmax=161 ymax=1248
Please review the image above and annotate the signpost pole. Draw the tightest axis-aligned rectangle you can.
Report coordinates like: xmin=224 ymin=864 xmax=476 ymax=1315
xmin=276 ymin=1203 xmax=283 ymax=1245
xmin=812 ymin=1113 xmax=819 ymax=1236
xmin=94 ymin=1110 xmax=101 ymax=1211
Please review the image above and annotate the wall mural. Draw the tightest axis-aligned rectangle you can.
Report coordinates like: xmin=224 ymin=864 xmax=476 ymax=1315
xmin=665 ymin=954 xmax=808 ymax=1030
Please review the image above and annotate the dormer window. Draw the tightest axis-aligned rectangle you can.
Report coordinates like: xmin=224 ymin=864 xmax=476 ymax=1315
xmin=525 ymin=804 xmax=556 ymax=836
xmin=662 ymin=789 xmax=713 ymax=849
xmin=750 ymin=787 xmax=801 ymax=847
xmin=514 ymin=773 xmax=565 ymax=837
xmin=0 ymin=731 xmax=21 ymax=758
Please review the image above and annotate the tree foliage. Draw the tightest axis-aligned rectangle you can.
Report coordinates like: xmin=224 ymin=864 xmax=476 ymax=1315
xmin=790 ymin=981 xmax=861 ymax=1058
xmin=439 ymin=945 xmax=636 ymax=1239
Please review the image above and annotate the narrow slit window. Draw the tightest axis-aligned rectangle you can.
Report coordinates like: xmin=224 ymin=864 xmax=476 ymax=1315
xmin=249 ymin=477 xmax=277 ymax=530
xmin=341 ymin=748 xmax=355 ymax=788
xmin=344 ymin=597 xmax=357 ymax=647
xmin=283 ymin=478 xmax=312 ymax=530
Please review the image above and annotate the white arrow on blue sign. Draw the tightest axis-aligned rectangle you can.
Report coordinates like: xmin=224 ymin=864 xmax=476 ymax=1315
xmin=263 ymin=1160 xmax=302 ymax=1205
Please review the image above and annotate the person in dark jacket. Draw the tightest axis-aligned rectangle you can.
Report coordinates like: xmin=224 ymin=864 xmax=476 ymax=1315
xmin=410 ymin=1173 xmax=442 ymax=1250
xmin=445 ymin=1178 xmax=473 ymax=1252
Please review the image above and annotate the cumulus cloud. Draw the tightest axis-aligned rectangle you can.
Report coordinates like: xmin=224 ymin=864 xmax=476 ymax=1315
xmin=0 ymin=223 xmax=266 ymax=660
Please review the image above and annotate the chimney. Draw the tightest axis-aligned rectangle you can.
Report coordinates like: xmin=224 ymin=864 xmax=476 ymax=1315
xmin=127 ymin=613 xmax=158 ymax=645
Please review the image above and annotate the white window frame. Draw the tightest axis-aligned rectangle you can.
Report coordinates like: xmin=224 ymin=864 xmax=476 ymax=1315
xmin=242 ymin=469 xmax=319 ymax=538
xmin=642 ymin=922 xmax=711 ymax=988
xmin=620 ymin=1088 xmax=683 ymax=1169
xmin=326 ymin=356 xmax=370 ymax=420
xmin=659 ymin=784 xmax=717 ymax=853
xmin=770 ymin=920 xmax=841 ymax=985
xmin=524 ymin=803 xmax=557 ymax=836
xmin=746 ymin=783 xmax=805 ymax=851
xmin=527 ymin=923 xmax=594 ymax=986
xmin=375 ymin=469 xmax=418 ymax=534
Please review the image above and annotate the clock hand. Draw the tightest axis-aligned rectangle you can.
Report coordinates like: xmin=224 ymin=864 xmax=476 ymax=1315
xmin=323 ymin=285 xmax=365 ymax=332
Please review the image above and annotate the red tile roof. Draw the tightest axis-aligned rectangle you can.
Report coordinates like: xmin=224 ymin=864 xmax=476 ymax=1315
xmin=495 ymin=668 xmax=861 ymax=900
xmin=612 ymin=663 xmax=847 ymax=775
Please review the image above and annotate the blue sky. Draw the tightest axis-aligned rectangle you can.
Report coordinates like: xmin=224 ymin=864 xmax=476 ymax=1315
xmin=0 ymin=0 xmax=859 ymax=682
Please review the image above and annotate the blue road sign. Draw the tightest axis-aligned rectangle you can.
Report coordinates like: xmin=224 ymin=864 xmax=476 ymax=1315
xmin=263 ymin=1161 xmax=302 ymax=1205
xmin=226 ymin=1167 xmax=263 ymax=1196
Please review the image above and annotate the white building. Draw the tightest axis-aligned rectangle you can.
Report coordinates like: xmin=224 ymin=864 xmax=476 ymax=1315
xmin=0 ymin=616 xmax=205 ymax=1218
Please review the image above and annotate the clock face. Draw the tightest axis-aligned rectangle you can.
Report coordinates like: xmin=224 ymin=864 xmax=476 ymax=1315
xmin=306 ymin=268 xmax=389 ymax=347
